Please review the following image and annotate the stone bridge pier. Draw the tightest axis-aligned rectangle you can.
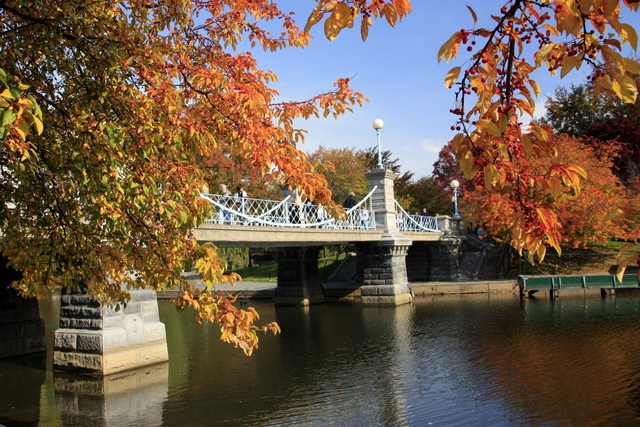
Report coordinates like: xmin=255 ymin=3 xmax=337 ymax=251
xmin=53 ymin=284 xmax=168 ymax=375
xmin=358 ymin=168 xmax=413 ymax=305
xmin=272 ymin=246 xmax=324 ymax=305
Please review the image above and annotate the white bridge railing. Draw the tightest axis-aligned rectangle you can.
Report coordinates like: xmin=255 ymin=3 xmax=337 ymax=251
xmin=200 ymin=188 xmax=441 ymax=232
xmin=395 ymin=201 xmax=440 ymax=232
xmin=200 ymin=186 xmax=378 ymax=230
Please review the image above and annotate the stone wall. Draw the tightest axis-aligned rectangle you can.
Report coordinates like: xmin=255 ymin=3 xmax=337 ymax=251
xmin=0 ymin=259 xmax=45 ymax=359
xmin=405 ymin=242 xmax=431 ymax=282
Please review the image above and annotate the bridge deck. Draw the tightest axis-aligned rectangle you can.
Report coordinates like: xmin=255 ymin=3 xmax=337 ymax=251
xmin=518 ymin=273 xmax=640 ymax=298
xmin=194 ymin=224 xmax=444 ymax=247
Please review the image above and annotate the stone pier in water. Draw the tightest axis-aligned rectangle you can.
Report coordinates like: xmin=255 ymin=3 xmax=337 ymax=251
xmin=54 ymin=286 xmax=168 ymax=375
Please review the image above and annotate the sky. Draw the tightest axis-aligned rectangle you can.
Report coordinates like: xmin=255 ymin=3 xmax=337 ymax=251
xmin=243 ymin=1 xmax=640 ymax=180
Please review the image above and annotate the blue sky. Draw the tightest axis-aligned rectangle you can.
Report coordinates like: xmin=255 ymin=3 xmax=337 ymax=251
xmin=245 ymin=1 xmax=640 ymax=179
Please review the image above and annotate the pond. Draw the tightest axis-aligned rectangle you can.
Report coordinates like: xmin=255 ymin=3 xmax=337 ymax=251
xmin=2 ymin=292 xmax=640 ymax=426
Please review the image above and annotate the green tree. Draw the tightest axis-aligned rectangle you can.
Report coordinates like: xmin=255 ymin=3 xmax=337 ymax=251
xmin=543 ymin=84 xmax=609 ymax=136
xmin=543 ymin=70 xmax=640 ymax=188
xmin=407 ymin=176 xmax=453 ymax=217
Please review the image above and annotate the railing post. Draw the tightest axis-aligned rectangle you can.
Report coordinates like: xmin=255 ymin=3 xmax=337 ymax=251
xmin=365 ymin=169 xmax=400 ymax=233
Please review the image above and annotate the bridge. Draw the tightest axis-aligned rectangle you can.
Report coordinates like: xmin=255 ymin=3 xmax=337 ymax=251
xmin=1 ymin=167 xmax=471 ymax=375
xmin=194 ymin=168 xmax=466 ymax=307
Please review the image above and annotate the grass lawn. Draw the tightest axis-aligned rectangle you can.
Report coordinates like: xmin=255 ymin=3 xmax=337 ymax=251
xmin=232 ymin=253 xmax=346 ymax=282
xmin=514 ymin=240 xmax=640 ymax=277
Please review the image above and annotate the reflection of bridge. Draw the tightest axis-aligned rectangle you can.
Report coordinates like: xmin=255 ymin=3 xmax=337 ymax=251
xmin=194 ymin=168 xmax=466 ymax=307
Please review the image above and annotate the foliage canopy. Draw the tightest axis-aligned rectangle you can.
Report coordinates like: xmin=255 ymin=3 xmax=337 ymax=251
xmin=0 ymin=0 xmax=407 ymax=354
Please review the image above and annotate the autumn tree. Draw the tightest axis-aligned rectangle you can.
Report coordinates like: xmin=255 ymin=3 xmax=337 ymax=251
xmin=464 ymin=134 xmax=638 ymax=247
xmin=0 ymin=0 xmax=408 ymax=354
xmin=201 ymin=148 xmax=282 ymax=201
xmin=432 ymin=140 xmax=472 ymax=194
xmin=436 ymin=0 xmax=639 ymax=261
xmin=308 ymin=146 xmax=369 ymax=204
xmin=306 ymin=0 xmax=639 ymax=261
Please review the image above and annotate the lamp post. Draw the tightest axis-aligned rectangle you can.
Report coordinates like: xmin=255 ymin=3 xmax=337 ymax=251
xmin=450 ymin=179 xmax=461 ymax=220
xmin=372 ymin=118 xmax=384 ymax=169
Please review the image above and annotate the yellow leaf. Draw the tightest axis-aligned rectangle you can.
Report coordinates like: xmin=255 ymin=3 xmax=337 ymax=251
xmin=444 ymin=66 xmax=461 ymax=88
xmin=620 ymin=23 xmax=638 ymax=50
xmin=383 ymin=3 xmax=398 ymax=28
xmin=333 ymin=2 xmax=352 ymax=28
xmin=451 ymin=132 xmax=464 ymax=150
xmin=536 ymin=244 xmax=547 ymax=264
xmin=458 ymin=147 xmax=478 ymax=180
xmin=324 ymin=3 xmax=351 ymax=41
xmin=33 ymin=115 xmax=43 ymax=135
xmin=498 ymin=142 xmax=509 ymax=160
xmin=484 ymin=163 xmax=498 ymax=188
xmin=499 ymin=113 xmax=508 ymax=132
xmin=604 ymin=206 xmax=638 ymax=222
xmin=529 ymin=79 xmax=541 ymax=98
xmin=360 ymin=16 xmax=371 ymax=41
xmin=0 ymin=88 xmax=14 ymax=100
xmin=475 ymin=119 xmax=501 ymax=137
xmin=438 ymin=32 xmax=462 ymax=63
xmin=534 ymin=43 xmax=558 ymax=67
xmin=597 ymin=74 xmax=613 ymax=90
xmin=549 ymin=176 xmax=562 ymax=198
xmin=616 ymin=242 xmax=639 ymax=259
xmin=612 ymin=74 xmax=638 ymax=103
xmin=601 ymin=46 xmax=624 ymax=72
xmin=623 ymin=57 xmax=640 ymax=76
xmin=566 ymin=164 xmax=587 ymax=179
xmin=542 ymin=24 xmax=559 ymax=37
xmin=521 ymin=134 xmax=533 ymax=156
xmin=304 ymin=10 xmax=324 ymax=34
xmin=560 ymin=54 xmax=581 ymax=78
xmin=616 ymin=254 xmax=640 ymax=283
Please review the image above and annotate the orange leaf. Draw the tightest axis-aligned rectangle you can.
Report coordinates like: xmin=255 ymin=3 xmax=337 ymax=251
xmin=466 ymin=5 xmax=477 ymax=25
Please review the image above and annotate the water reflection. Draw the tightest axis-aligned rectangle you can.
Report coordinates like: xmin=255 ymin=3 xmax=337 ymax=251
xmin=159 ymin=293 xmax=640 ymax=426
xmin=2 ymin=292 xmax=640 ymax=426
xmin=53 ymin=363 xmax=168 ymax=426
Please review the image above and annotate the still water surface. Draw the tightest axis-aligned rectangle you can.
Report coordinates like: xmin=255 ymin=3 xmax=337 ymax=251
xmin=2 ymin=292 xmax=640 ymax=426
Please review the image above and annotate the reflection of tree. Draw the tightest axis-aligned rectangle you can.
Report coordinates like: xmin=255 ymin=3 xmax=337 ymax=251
xmin=454 ymin=295 xmax=640 ymax=425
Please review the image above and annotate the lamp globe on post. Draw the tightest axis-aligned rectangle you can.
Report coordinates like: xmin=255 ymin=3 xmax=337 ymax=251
xmin=450 ymin=179 xmax=461 ymax=220
xmin=372 ymin=118 xmax=384 ymax=169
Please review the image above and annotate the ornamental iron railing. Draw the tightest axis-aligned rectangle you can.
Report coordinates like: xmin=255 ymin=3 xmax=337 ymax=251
xmin=200 ymin=186 xmax=378 ymax=230
xmin=201 ymin=187 xmax=442 ymax=233
xmin=394 ymin=200 xmax=440 ymax=232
